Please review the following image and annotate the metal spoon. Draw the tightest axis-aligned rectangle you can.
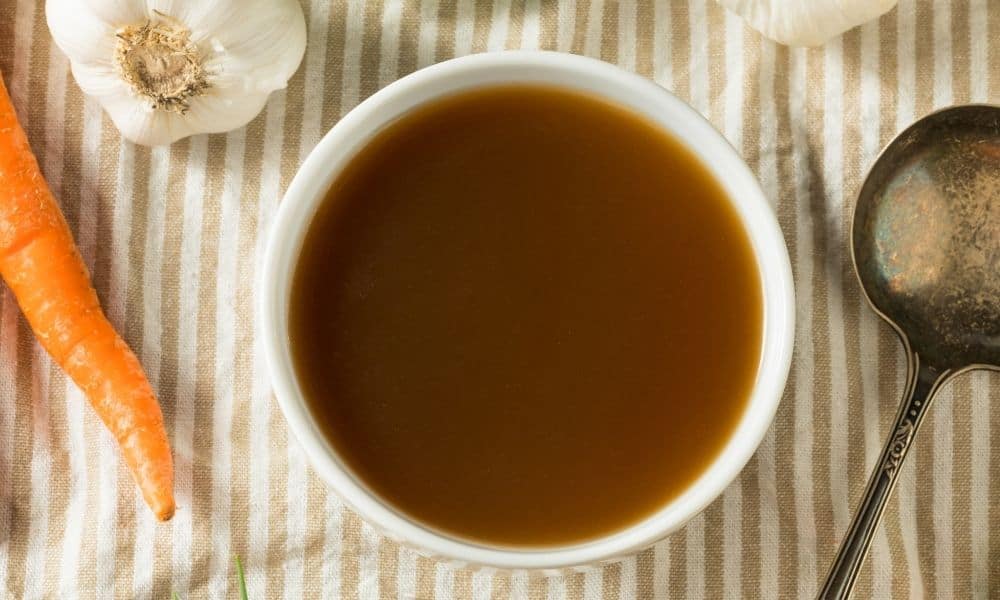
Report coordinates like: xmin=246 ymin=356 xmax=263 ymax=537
xmin=819 ymin=104 xmax=1000 ymax=599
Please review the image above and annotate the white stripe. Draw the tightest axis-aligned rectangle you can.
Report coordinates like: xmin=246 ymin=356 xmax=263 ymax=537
xmin=283 ymin=438 xmax=307 ymax=598
xmin=131 ymin=144 xmax=171 ymax=598
xmin=968 ymin=371 xmax=990 ymax=598
xmin=487 ymin=0 xmax=513 ymax=52
xmin=417 ymin=0 xmax=440 ymax=68
xmin=171 ymin=133 xmax=209 ymax=598
xmin=340 ymin=0 xmax=365 ymax=111
xmin=858 ymin=18 xmax=892 ymax=600
xmin=556 ymin=0 xmax=576 ymax=52
xmin=582 ymin=569 xmax=602 ymax=600
xmin=510 ymin=570 xmax=529 ymax=600
xmin=652 ymin=0 xmax=671 ymax=89
xmin=931 ymin=386 xmax=954 ymax=599
xmin=108 ymin=140 xmax=135 ymax=369
xmin=249 ymin=91 xmax=287 ymax=598
xmin=893 ymin=2 xmax=922 ymax=596
xmin=756 ymin=34 xmax=780 ymax=600
xmin=620 ymin=555 xmax=637 ymax=600
xmin=822 ymin=36 xmax=851 ymax=548
xmin=319 ymin=496 xmax=343 ymax=599
xmin=790 ymin=46 xmax=817 ymax=599
xmin=23 ymin=347 xmax=52 ymax=600
xmin=757 ymin=431 xmax=779 ymax=597
xmin=652 ymin=539 xmax=669 ymax=599
xmin=454 ymin=0 xmax=477 ymax=56
xmin=969 ymin=0 xmax=987 ymax=102
xmin=547 ymin=573 xmax=567 ymax=600
xmin=397 ymin=547 xmax=418 ymax=599
xmin=687 ymin=0 xmax=708 ymax=116
xmin=378 ymin=0 xmax=405 ymax=86
xmin=932 ymin=0 xmax=952 ymax=109
xmin=723 ymin=9 xmax=743 ymax=148
xmin=520 ymin=0 xmax=541 ymax=50
xmin=358 ymin=522 xmax=381 ymax=599
xmin=617 ymin=0 xmax=637 ymax=72
xmin=685 ymin=515 xmax=705 ymax=600
xmin=895 ymin=0 xmax=916 ymax=132
xmin=582 ymin=0 xmax=603 ymax=58
xmin=931 ymin=3 xmax=954 ymax=597
xmin=470 ymin=568 xmax=492 ymax=600
xmin=433 ymin=562 xmax=454 ymax=600
xmin=208 ymin=127 xmax=247 ymax=599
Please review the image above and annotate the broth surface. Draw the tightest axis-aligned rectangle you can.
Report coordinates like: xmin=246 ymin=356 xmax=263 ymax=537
xmin=290 ymin=85 xmax=763 ymax=546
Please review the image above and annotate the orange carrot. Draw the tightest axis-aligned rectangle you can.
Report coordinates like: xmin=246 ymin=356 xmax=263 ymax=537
xmin=0 ymin=73 xmax=174 ymax=520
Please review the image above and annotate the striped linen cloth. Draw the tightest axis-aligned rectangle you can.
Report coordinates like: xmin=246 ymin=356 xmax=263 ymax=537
xmin=0 ymin=0 xmax=997 ymax=597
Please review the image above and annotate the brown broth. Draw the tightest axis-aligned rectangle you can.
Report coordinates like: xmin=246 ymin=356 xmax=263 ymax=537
xmin=290 ymin=85 xmax=763 ymax=547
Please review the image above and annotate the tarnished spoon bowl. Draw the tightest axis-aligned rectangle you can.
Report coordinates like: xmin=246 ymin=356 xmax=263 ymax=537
xmin=820 ymin=104 xmax=999 ymax=599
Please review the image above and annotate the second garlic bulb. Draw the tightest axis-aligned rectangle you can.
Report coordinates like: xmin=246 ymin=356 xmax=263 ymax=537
xmin=720 ymin=0 xmax=898 ymax=47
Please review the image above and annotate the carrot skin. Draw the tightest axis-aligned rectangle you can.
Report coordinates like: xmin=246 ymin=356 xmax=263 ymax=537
xmin=0 ymin=72 xmax=174 ymax=520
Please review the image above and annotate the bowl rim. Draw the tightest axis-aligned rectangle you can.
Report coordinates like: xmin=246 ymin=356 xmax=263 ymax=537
xmin=260 ymin=50 xmax=795 ymax=570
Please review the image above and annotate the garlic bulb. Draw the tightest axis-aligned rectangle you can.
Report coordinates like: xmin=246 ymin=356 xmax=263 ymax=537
xmin=719 ymin=0 xmax=898 ymax=47
xmin=46 ymin=0 xmax=306 ymax=146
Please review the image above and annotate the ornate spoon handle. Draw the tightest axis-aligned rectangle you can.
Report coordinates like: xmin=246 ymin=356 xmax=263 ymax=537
xmin=818 ymin=356 xmax=949 ymax=599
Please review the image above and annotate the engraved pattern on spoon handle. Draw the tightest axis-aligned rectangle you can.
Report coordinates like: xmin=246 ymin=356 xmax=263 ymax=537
xmin=818 ymin=356 xmax=950 ymax=600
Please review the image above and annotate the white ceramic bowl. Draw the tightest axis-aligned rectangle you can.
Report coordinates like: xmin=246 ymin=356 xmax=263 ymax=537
xmin=261 ymin=51 xmax=795 ymax=570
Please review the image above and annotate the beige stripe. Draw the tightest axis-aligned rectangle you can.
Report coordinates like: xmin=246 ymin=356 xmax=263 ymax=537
xmin=598 ymin=0 xmax=615 ymax=63
xmin=15 ymin=3 xmax=48 ymax=596
xmin=6 ymin=302 xmax=35 ymax=600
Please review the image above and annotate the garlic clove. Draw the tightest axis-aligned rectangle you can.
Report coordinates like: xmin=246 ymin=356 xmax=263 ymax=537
xmin=81 ymin=0 xmax=148 ymax=26
xmin=97 ymin=92 xmax=189 ymax=147
xmin=719 ymin=0 xmax=898 ymax=47
xmin=46 ymin=0 xmax=118 ymax=68
xmin=183 ymin=90 xmax=271 ymax=137
xmin=183 ymin=0 xmax=307 ymax=94
xmin=68 ymin=61 xmax=132 ymax=98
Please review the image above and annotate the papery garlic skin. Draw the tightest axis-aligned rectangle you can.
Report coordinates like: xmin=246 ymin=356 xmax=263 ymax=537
xmin=46 ymin=0 xmax=307 ymax=146
xmin=720 ymin=0 xmax=897 ymax=47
